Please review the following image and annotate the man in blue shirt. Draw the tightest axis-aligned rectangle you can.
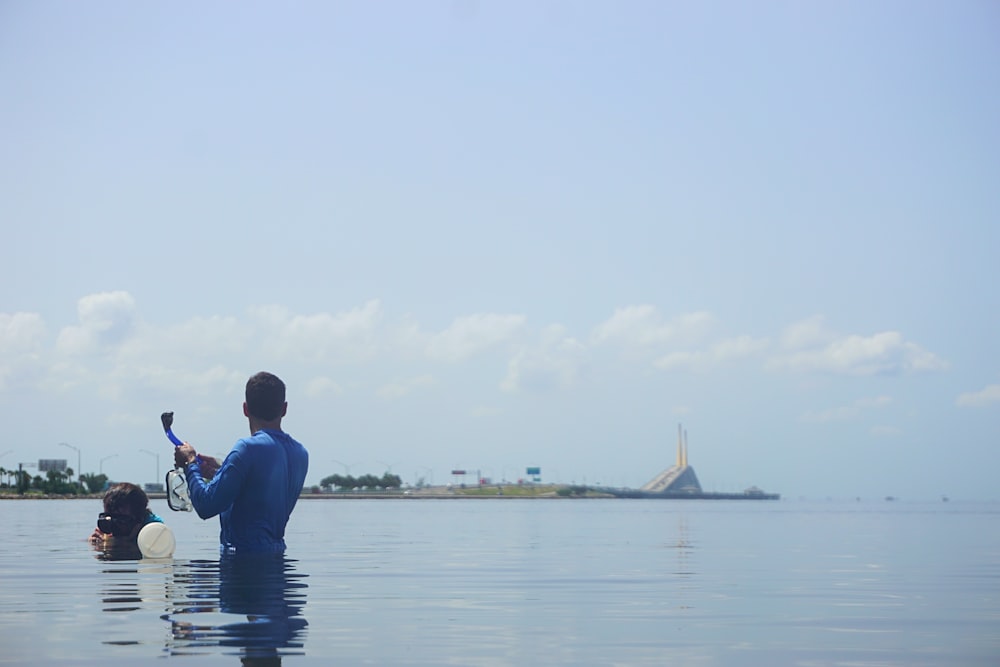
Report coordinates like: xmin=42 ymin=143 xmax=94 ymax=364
xmin=174 ymin=371 xmax=309 ymax=555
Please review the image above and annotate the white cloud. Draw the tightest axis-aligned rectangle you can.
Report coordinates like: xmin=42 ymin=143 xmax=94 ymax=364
xmin=44 ymin=292 xmax=369 ymax=398
xmin=113 ymin=363 xmax=242 ymax=398
xmin=163 ymin=316 xmax=248 ymax=356
xmin=592 ymin=306 xmax=714 ymax=347
xmin=73 ymin=316 xmax=248 ymax=398
xmin=425 ymin=313 xmax=525 ymax=362
xmin=501 ymin=326 xmax=586 ymax=392
xmin=780 ymin=315 xmax=834 ymax=350
xmin=0 ymin=311 xmax=47 ymax=390
xmin=653 ymin=350 xmax=700 ymax=371
xmin=956 ymin=384 xmax=1000 ymax=408
xmin=770 ymin=322 xmax=948 ymax=376
xmin=377 ymin=374 xmax=435 ymax=399
xmin=0 ymin=291 xmax=959 ymax=452
xmin=251 ymin=300 xmax=382 ymax=363
xmin=56 ymin=291 xmax=137 ymax=356
xmin=653 ymin=336 xmax=768 ymax=371
xmin=304 ymin=376 xmax=343 ymax=398
xmin=594 ymin=307 xmax=768 ymax=373
xmin=108 ymin=317 xmax=247 ymax=379
xmin=0 ymin=312 xmax=46 ymax=351
xmin=78 ymin=291 xmax=136 ymax=331
xmin=900 ymin=342 xmax=950 ymax=372
xmin=858 ymin=395 xmax=892 ymax=408
xmin=107 ymin=410 xmax=154 ymax=428
xmin=800 ymin=395 xmax=893 ymax=423
xmin=712 ymin=335 xmax=769 ymax=361
xmin=391 ymin=319 xmax=427 ymax=358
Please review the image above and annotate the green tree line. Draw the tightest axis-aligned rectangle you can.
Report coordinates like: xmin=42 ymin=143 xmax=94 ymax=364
xmin=319 ymin=472 xmax=402 ymax=491
xmin=0 ymin=467 xmax=109 ymax=495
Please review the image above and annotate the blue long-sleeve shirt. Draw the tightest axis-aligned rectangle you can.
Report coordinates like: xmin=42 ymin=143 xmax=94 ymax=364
xmin=185 ymin=428 xmax=309 ymax=554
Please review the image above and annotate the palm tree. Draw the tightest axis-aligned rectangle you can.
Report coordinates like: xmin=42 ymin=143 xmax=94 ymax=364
xmin=80 ymin=473 xmax=108 ymax=494
xmin=16 ymin=469 xmax=30 ymax=494
xmin=64 ymin=467 xmax=79 ymax=493
xmin=0 ymin=466 xmax=6 ymax=489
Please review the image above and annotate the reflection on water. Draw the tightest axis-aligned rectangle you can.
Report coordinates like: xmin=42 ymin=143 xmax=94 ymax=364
xmin=670 ymin=514 xmax=695 ymax=611
xmin=93 ymin=539 xmax=144 ymax=562
xmin=165 ymin=556 xmax=308 ymax=663
xmin=93 ymin=553 xmax=308 ymax=663
xmin=94 ymin=542 xmax=162 ymax=625
xmin=4 ymin=499 xmax=1000 ymax=664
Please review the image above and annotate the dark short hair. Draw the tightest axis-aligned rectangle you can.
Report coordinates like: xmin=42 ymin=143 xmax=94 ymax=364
xmin=246 ymin=371 xmax=286 ymax=420
xmin=103 ymin=482 xmax=149 ymax=519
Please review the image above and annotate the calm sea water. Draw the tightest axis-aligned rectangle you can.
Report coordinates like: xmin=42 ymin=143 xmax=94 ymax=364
xmin=0 ymin=497 xmax=997 ymax=666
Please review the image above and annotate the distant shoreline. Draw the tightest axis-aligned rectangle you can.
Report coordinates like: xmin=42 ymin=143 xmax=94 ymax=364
xmin=1 ymin=488 xmax=780 ymax=501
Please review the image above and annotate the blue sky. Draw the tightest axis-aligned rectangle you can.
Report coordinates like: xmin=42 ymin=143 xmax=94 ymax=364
xmin=1 ymin=1 xmax=997 ymax=500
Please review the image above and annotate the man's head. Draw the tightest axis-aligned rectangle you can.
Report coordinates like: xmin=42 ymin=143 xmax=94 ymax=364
xmin=99 ymin=482 xmax=149 ymax=537
xmin=244 ymin=371 xmax=287 ymax=422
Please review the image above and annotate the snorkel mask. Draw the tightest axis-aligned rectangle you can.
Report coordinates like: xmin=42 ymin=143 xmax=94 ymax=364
xmin=166 ymin=469 xmax=193 ymax=512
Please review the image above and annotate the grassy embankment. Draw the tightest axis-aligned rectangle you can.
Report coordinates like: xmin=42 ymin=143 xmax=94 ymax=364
xmin=453 ymin=484 xmax=561 ymax=497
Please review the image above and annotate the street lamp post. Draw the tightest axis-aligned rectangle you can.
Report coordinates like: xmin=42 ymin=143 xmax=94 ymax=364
xmin=100 ymin=454 xmax=118 ymax=475
xmin=139 ymin=449 xmax=160 ymax=483
xmin=59 ymin=442 xmax=81 ymax=485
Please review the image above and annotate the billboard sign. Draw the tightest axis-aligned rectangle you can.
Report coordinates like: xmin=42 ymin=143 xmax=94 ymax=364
xmin=39 ymin=459 xmax=68 ymax=472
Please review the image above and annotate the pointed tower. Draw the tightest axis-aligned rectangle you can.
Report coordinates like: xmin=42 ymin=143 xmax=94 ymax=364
xmin=682 ymin=429 xmax=688 ymax=468
xmin=676 ymin=423 xmax=683 ymax=468
xmin=640 ymin=423 xmax=702 ymax=493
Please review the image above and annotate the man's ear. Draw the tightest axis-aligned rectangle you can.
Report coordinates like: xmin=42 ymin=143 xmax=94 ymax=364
xmin=243 ymin=402 xmax=250 ymax=417
xmin=282 ymin=402 xmax=288 ymax=417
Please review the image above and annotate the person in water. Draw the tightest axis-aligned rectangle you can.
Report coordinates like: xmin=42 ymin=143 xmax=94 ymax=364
xmin=90 ymin=482 xmax=164 ymax=546
xmin=174 ymin=371 xmax=309 ymax=555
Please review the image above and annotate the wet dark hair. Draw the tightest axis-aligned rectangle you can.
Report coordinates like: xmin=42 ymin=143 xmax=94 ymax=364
xmin=103 ymin=482 xmax=149 ymax=519
xmin=246 ymin=371 xmax=286 ymax=421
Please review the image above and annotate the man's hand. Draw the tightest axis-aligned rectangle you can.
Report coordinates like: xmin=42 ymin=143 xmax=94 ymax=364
xmin=174 ymin=443 xmax=198 ymax=467
xmin=174 ymin=443 xmax=222 ymax=481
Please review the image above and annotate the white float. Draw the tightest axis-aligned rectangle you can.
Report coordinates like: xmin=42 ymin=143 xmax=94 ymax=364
xmin=137 ymin=522 xmax=176 ymax=559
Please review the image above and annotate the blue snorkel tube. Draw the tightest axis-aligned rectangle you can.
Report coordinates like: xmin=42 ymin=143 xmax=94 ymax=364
xmin=160 ymin=411 xmax=184 ymax=447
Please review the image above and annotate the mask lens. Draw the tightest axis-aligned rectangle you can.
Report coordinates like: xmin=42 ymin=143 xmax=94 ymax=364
xmin=166 ymin=469 xmax=192 ymax=512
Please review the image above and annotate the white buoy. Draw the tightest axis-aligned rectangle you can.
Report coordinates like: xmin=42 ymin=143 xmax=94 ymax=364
xmin=137 ymin=522 xmax=175 ymax=559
